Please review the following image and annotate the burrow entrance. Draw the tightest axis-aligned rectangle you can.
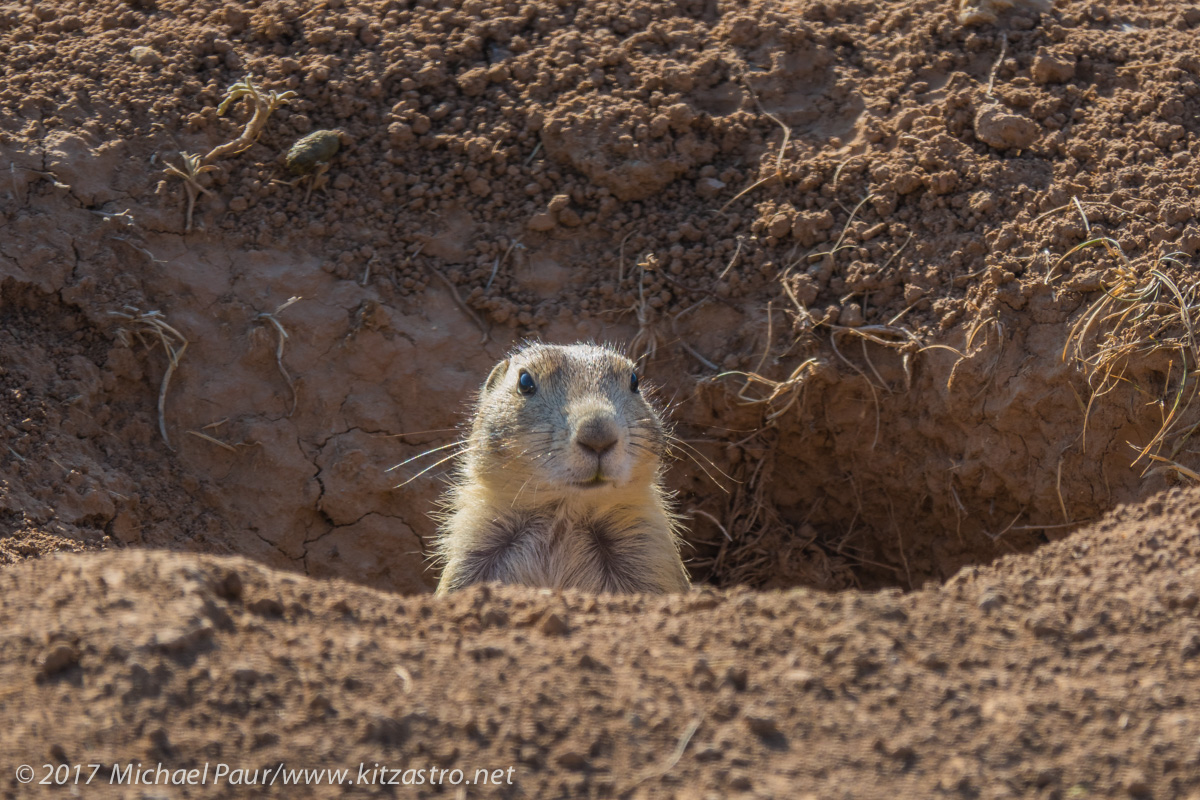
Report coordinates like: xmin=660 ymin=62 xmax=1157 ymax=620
xmin=2 ymin=265 xmax=1184 ymax=595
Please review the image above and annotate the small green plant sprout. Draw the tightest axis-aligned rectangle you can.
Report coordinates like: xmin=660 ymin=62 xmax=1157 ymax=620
xmin=108 ymin=307 xmax=189 ymax=450
xmin=162 ymin=151 xmax=216 ymax=233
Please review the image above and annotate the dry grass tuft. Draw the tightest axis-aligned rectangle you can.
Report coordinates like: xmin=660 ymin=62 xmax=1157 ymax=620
xmin=695 ymin=220 xmax=943 ymax=585
xmin=1058 ymin=234 xmax=1200 ymax=475
xmin=628 ymin=255 xmax=663 ymax=364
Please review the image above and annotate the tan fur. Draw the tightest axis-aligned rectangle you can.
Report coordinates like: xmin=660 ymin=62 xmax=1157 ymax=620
xmin=434 ymin=343 xmax=690 ymax=595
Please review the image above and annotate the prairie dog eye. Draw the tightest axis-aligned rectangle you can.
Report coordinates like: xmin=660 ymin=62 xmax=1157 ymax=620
xmin=517 ymin=369 xmax=537 ymax=396
xmin=630 ymin=372 xmax=640 ymax=393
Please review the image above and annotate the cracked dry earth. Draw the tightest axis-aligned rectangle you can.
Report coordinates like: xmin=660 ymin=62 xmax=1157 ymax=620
xmin=4 ymin=0 xmax=1200 ymax=797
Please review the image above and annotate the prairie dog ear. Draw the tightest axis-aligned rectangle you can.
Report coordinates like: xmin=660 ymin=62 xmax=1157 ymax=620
xmin=483 ymin=359 xmax=510 ymax=393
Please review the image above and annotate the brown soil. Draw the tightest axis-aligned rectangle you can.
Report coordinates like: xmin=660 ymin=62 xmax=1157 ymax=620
xmin=3 ymin=0 xmax=1200 ymax=795
xmin=5 ymin=493 xmax=1200 ymax=798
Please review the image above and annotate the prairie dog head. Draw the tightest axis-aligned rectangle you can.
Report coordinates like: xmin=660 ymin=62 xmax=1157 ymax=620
xmin=466 ymin=343 xmax=666 ymax=504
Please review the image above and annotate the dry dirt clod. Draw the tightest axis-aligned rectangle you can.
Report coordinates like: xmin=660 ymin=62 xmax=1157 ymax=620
xmin=723 ymin=666 xmax=749 ymax=691
xmin=481 ymin=608 xmax=509 ymax=628
xmin=1180 ymin=628 xmax=1200 ymax=659
xmin=38 ymin=642 xmax=78 ymax=676
xmin=784 ymin=669 xmax=816 ymax=690
xmin=1028 ymin=606 xmax=1065 ymax=639
xmin=974 ymin=104 xmax=1040 ymax=151
xmin=154 ymin=621 xmax=214 ymax=653
xmin=578 ymin=652 xmax=607 ymax=671
xmin=1032 ymin=49 xmax=1076 ymax=84
xmin=744 ymin=710 xmax=782 ymax=740
xmin=539 ymin=610 xmax=570 ymax=636
xmin=213 ymin=569 xmax=244 ymax=601
xmin=247 ymin=597 xmax=284 ymax=617
xmin=527 ymin=211 xmax=556 ymax=232
xmin=129 ymin=46 xmax=162 ymax=67
xmin=555 ymin=751 xmax=588 ymax=770
xmin=977 ymin=587 xmax=1006 ymax=612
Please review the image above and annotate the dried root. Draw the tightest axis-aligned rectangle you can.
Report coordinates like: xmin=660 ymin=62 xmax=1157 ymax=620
xmin=1058 ymin=235 xmax=1200 ymax=475
xmin=629 ymin=254 xmax=662 ymax=364
xmin=204 ymin=76 xmax=296 ymax=163
xmin=162 ymin=152 xmax=215 ymax=233
xmin=255 ymin=296 xmax=301 ymax=417
xmin=163 ymin=76 xmax=295 ymax=230
xmin=108 ymin=307 xmax=189 ymax=450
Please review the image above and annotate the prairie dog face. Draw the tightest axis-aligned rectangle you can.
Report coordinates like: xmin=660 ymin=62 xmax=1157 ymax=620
xmin=467 ymin=343 xmax=666 ymax=503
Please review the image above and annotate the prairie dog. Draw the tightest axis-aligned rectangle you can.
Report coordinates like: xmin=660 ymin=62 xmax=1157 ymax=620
xmin=434 ymin=343 xmax=690 ymax=595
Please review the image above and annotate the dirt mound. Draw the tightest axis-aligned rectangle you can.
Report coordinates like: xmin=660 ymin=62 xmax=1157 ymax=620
xmin=4 ymin=487 xmax=1199 ymax=799
xmin=3 ymin=0 xmax=1200 ymax=793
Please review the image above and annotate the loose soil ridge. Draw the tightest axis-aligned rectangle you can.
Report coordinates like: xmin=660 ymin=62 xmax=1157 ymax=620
xmin=3 ymin=488 xmax=1200 ymax=798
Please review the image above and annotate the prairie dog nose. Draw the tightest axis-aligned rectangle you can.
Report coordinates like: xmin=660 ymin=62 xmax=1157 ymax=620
xmin=574 ymin=415 xmax=619 ymax=456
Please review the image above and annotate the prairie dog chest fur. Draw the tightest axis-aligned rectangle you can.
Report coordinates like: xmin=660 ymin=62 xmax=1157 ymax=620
xmin=434 ymin=343 xmax=690 ymax=595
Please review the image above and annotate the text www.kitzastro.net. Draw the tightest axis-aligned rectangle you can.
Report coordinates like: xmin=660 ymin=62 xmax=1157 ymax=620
xmin=16 ymin=762 xmax=517 ymax=787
